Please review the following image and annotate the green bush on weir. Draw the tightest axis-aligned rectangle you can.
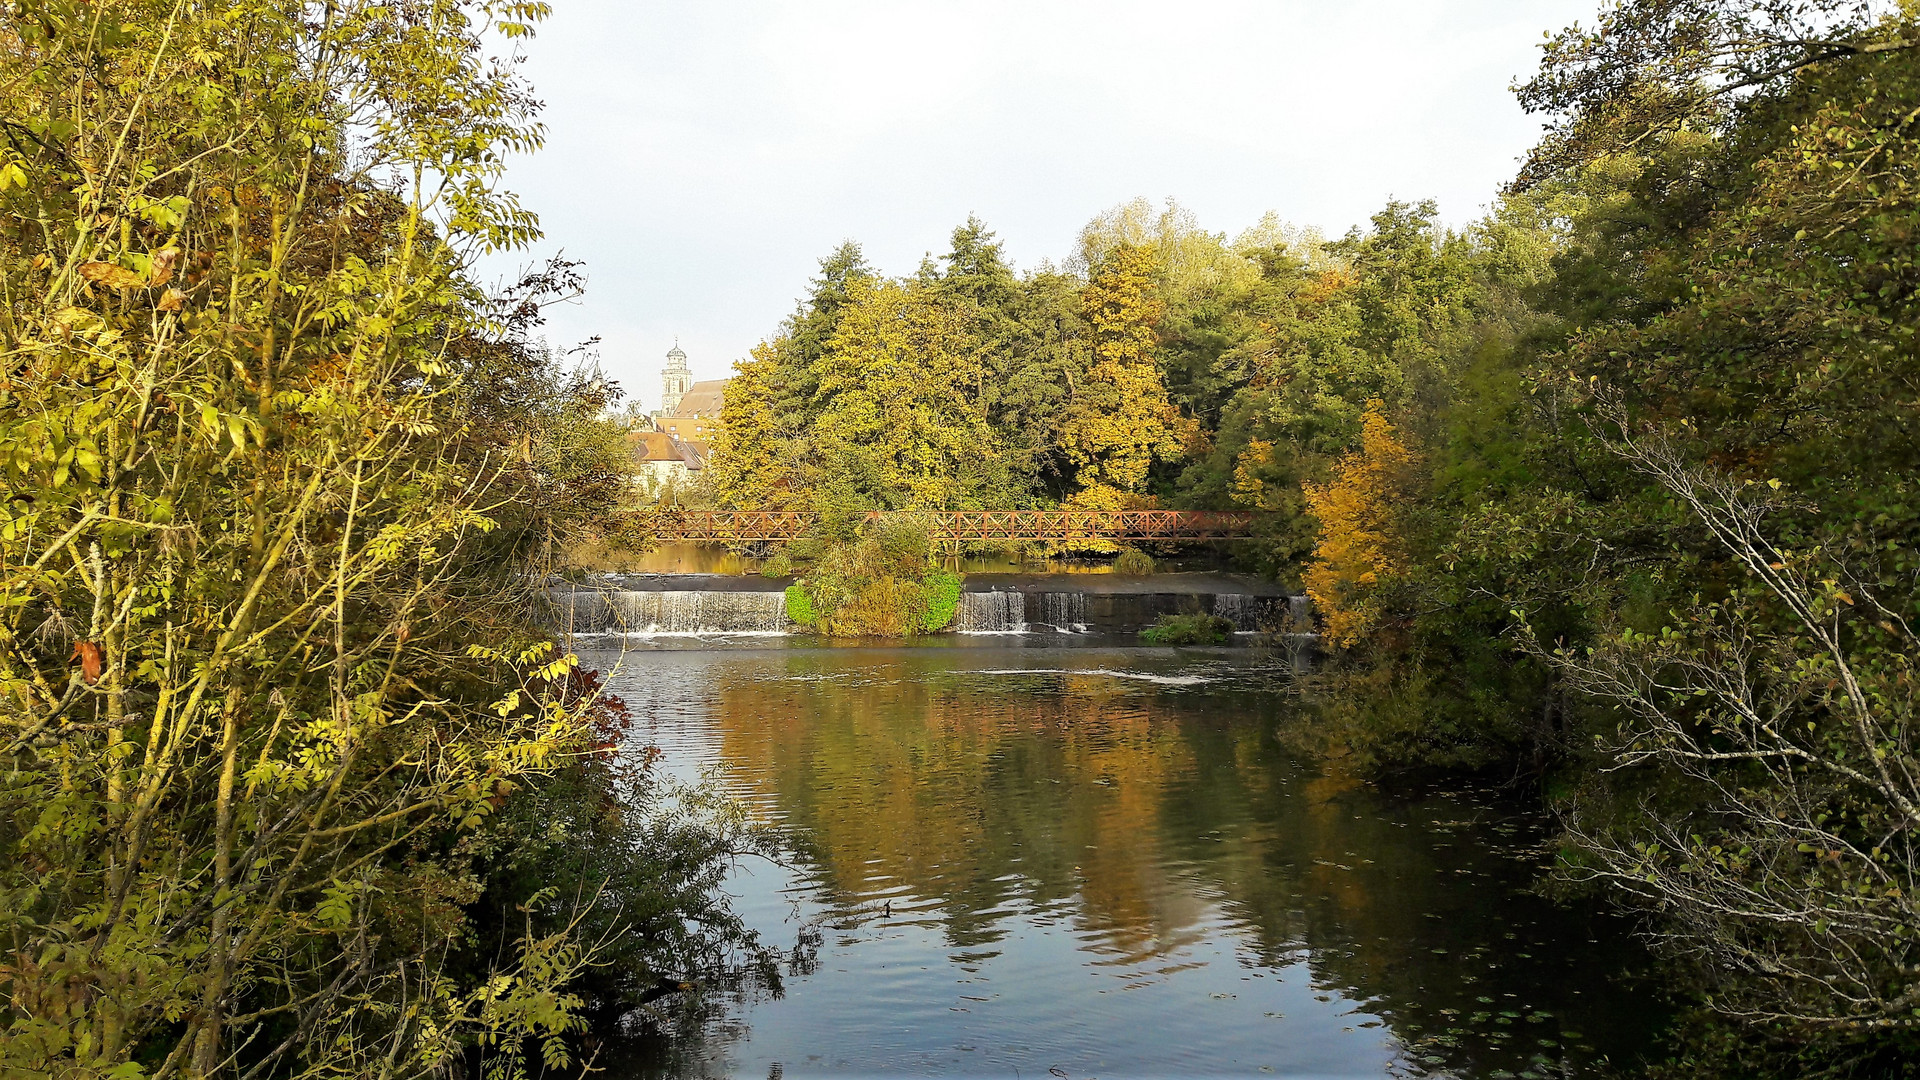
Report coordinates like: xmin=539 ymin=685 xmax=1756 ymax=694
xmin=782 ymin=515 xmax=964 ymax=636
xmin=1140 ymin=613 xmax=1236 ymax=645
xmin=922 ymin=569 xmax=963 ymax=632
xmin=784 ymin=584 xmax=816 ymax=628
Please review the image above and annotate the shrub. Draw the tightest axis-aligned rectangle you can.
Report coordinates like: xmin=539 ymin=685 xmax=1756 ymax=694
xmin=759 ymin=549 xmax=795 ymax=578
xmin=782 ymin=516 xmax=964 ymax=636
xmin=1140 ymin=613 xmax=1236 ymax=644
xmin=1113 ymin=548 xmax=1156 ymax=575
xmin=922 ymin=569 xmax=963 ymax=631
xmin=784 ymin=584 xmax=816 ymax=628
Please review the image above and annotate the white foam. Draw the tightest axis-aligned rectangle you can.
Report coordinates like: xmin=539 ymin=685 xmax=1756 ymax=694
xmin=970 ymin=668 xmax=1213 ymax=687
xmin=616 ymin=629 xmax=790 ymax=639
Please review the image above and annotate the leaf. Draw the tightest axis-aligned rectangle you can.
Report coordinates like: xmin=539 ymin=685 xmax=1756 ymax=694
xmin=157 ymin=288 xmax=185 ymax=312
xmin=79 ymin=262 xmax=143 ymax=290
xmin=149 ymin=247 xmax=180 ymax=286
xmin=71 ymin=641 xmax=103 ymax=683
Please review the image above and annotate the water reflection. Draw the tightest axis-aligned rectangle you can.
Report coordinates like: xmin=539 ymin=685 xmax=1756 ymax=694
xmin=596 ymin=643 xmax=1662 ymax=1078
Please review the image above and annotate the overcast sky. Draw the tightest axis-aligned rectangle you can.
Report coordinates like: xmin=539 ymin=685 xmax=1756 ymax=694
xmin=478 ymin=0 xmax=1596 ymax=412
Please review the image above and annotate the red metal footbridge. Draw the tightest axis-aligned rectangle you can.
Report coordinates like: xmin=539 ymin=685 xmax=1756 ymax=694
xmin=640 ymin=509 xmax=1258 ymax=543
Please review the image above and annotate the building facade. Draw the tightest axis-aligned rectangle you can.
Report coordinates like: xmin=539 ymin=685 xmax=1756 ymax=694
xmin=656 ymin=379 xmax=727 ymax=445
xmin=628 ymin=430 xmax=704 ymax=497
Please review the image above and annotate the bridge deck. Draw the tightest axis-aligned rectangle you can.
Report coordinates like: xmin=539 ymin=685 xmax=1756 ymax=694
xmin=642 ymin=509 xmax=1256 ymax=542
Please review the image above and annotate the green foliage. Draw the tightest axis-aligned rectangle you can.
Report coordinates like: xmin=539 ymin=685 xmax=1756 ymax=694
xmin=1140 ymin=613 xmax=1236 ymax=645
xmin=783 ymin=583 xmax=815 ymax=628
xmin=783 ymin=516 xmax=963 ymax=637
xmin=469 ymin=669 xmax=781 ymax=1034
xmin=1113 ymin=548 xmax=1156 ymax=575
xmin=0 ymin=2 xmax=756 ymax=1075
xmin=1315 ymin=1 xmax=1920 ymax=1055
xmin=922 ymin=569 xmax=963 ymax=632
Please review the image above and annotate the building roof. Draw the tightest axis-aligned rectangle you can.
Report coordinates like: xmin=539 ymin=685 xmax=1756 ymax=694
xmin=670 ymin=379 xmax=728 ymax=417
xmin=627 ymin=430 xmax=707 ymax=471
xmin=628 ymin=431 xmax=683 ymax=463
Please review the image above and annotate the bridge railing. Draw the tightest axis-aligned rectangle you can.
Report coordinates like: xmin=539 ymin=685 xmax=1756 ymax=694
xmin=641 ymin=509 xmax=1257 ymax=542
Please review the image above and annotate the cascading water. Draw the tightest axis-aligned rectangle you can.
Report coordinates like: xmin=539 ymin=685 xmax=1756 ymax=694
xmin=1033 ymin=592 xmax=1088 ymax=633
xmin=551 ymin=589 xmax=788 ymax=635
xmin=1213 ymin=593 xmax=1257 ymax=630
xmin=547 ymin=581 xmax=1313 ymax=638
xmin=955 ymin=591 xmax=1027 ymax=633
xmin=1288 ymin=594 xmax=1314 ymax=629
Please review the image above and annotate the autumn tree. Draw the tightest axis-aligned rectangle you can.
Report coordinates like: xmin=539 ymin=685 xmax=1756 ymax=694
xmin=709 ymin=244 xmax=876 ymax=511
xmin=1483 ymin=1 xmax=1920 ymax=1041
xmin=1058 ymin=243 xmax=1189 ymax=509
xmin=0 ymin=2 xmax=761 ymax=1075
xmin=1302 ymin=404 xmax=1415 ymax=648
xmin=811 ymin=280 xmax=1008 ymax=509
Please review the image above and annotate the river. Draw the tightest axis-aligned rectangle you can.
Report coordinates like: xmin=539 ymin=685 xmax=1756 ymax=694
xmin=584 ymin=636 xmax=1665 ymax=1079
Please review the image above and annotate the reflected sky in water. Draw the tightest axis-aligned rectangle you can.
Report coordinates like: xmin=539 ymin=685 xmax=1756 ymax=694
xmin=590 ymin=640 xmax=1663 ymax=1078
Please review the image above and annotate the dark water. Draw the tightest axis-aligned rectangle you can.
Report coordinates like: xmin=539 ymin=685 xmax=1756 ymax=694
xmin=589 ymin=638 xmax=1663 ymax=1079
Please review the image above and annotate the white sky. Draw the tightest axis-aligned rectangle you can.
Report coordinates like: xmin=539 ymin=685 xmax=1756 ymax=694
xmin=478 ymin=0 xmax=1596 ymax=412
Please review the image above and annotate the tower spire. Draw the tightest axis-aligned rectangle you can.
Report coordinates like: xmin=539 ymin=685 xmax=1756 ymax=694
xmin=661 ymin=339 xmax=691 ymax=415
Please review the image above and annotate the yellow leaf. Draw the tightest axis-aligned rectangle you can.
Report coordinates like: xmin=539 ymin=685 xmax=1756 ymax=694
xmin=79 ymin=261 xmax=143 ymax=290
xmin=149 ymin=247 xmax=180 ymax=286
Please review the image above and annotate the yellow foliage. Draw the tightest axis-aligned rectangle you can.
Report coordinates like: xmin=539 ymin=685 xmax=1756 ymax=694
xmin=1060 ymin=243 xmax=1186 ymax=500
xmin=1302 ymin=403 xmax=1414 ymax=648
xmin=1232 ymin=439 xmax=1287 ymax=510
xmin=709 ymin=339 xmax=796 ymax=508
xmin=710 ymin=280 xmax=997 ymax=512
xmin=813 ymin=280 xmax=995 ymax=508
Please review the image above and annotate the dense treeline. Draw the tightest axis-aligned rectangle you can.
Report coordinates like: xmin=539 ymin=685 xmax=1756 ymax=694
xmin=0 ymin=2 xmax=767 ymax=1076
xmin=709 ymin=195 xmax=1513 ymax=579
xmin=709 ymin=0 xmax=1920 ymax=1070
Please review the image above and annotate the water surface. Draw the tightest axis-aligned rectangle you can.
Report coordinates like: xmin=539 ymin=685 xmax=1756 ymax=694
xmin=591 ymin=639 xmax=1661 ymax=1078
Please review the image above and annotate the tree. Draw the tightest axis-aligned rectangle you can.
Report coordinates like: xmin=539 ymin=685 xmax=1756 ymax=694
xmin=1512 ymin=0 xmax=1917 ymax=189
xmin=709 ymin=243 xmax=877 ymax=512
xmin=1058 ymin=243 xmax=1189 ymax=508
xmin=811 ymin=279 xmax=1004 ymax=510
xmin=0 ymin=2 xmax=736 ymax=1074
xmin=1302 ymin=404 xmax=1415 ymax=648
xmin=1496 ymin=6 xmax=1920 ymax=1032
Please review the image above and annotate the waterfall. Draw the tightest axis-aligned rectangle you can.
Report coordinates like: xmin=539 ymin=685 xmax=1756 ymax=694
xmin=1033 ymin=591 xmax=1087 ymax=633
xmin=1288 ymin=594 xmax=1314 ymax=631
xmin=551 ymin=589 xmax=788 ymax=635
xmin=955 ymin=591 xmax=1027 ymax=633
xmin=1213 ymin=593 xmax=1257 ymax=630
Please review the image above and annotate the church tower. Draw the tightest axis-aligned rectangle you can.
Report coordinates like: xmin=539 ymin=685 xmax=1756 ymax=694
xmin=660 ymin=340 xmax=691 ymax=415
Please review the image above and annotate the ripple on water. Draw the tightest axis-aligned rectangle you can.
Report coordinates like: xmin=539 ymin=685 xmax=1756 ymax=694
xmin=966 ymin=667 xmax=1216 ymax=686
xmin=580 ymin=642 xmax=1667 ymax=1079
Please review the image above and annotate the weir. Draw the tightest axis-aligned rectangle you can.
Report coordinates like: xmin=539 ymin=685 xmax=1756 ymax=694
xmin=552 ymin=572 xmax=1307 ymax=637
xmin=550 ymin=587 xmax=788 ymax=635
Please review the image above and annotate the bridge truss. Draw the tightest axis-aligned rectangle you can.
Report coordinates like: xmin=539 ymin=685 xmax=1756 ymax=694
xmin=642 ymin=509 xmax=1258 ymax=543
